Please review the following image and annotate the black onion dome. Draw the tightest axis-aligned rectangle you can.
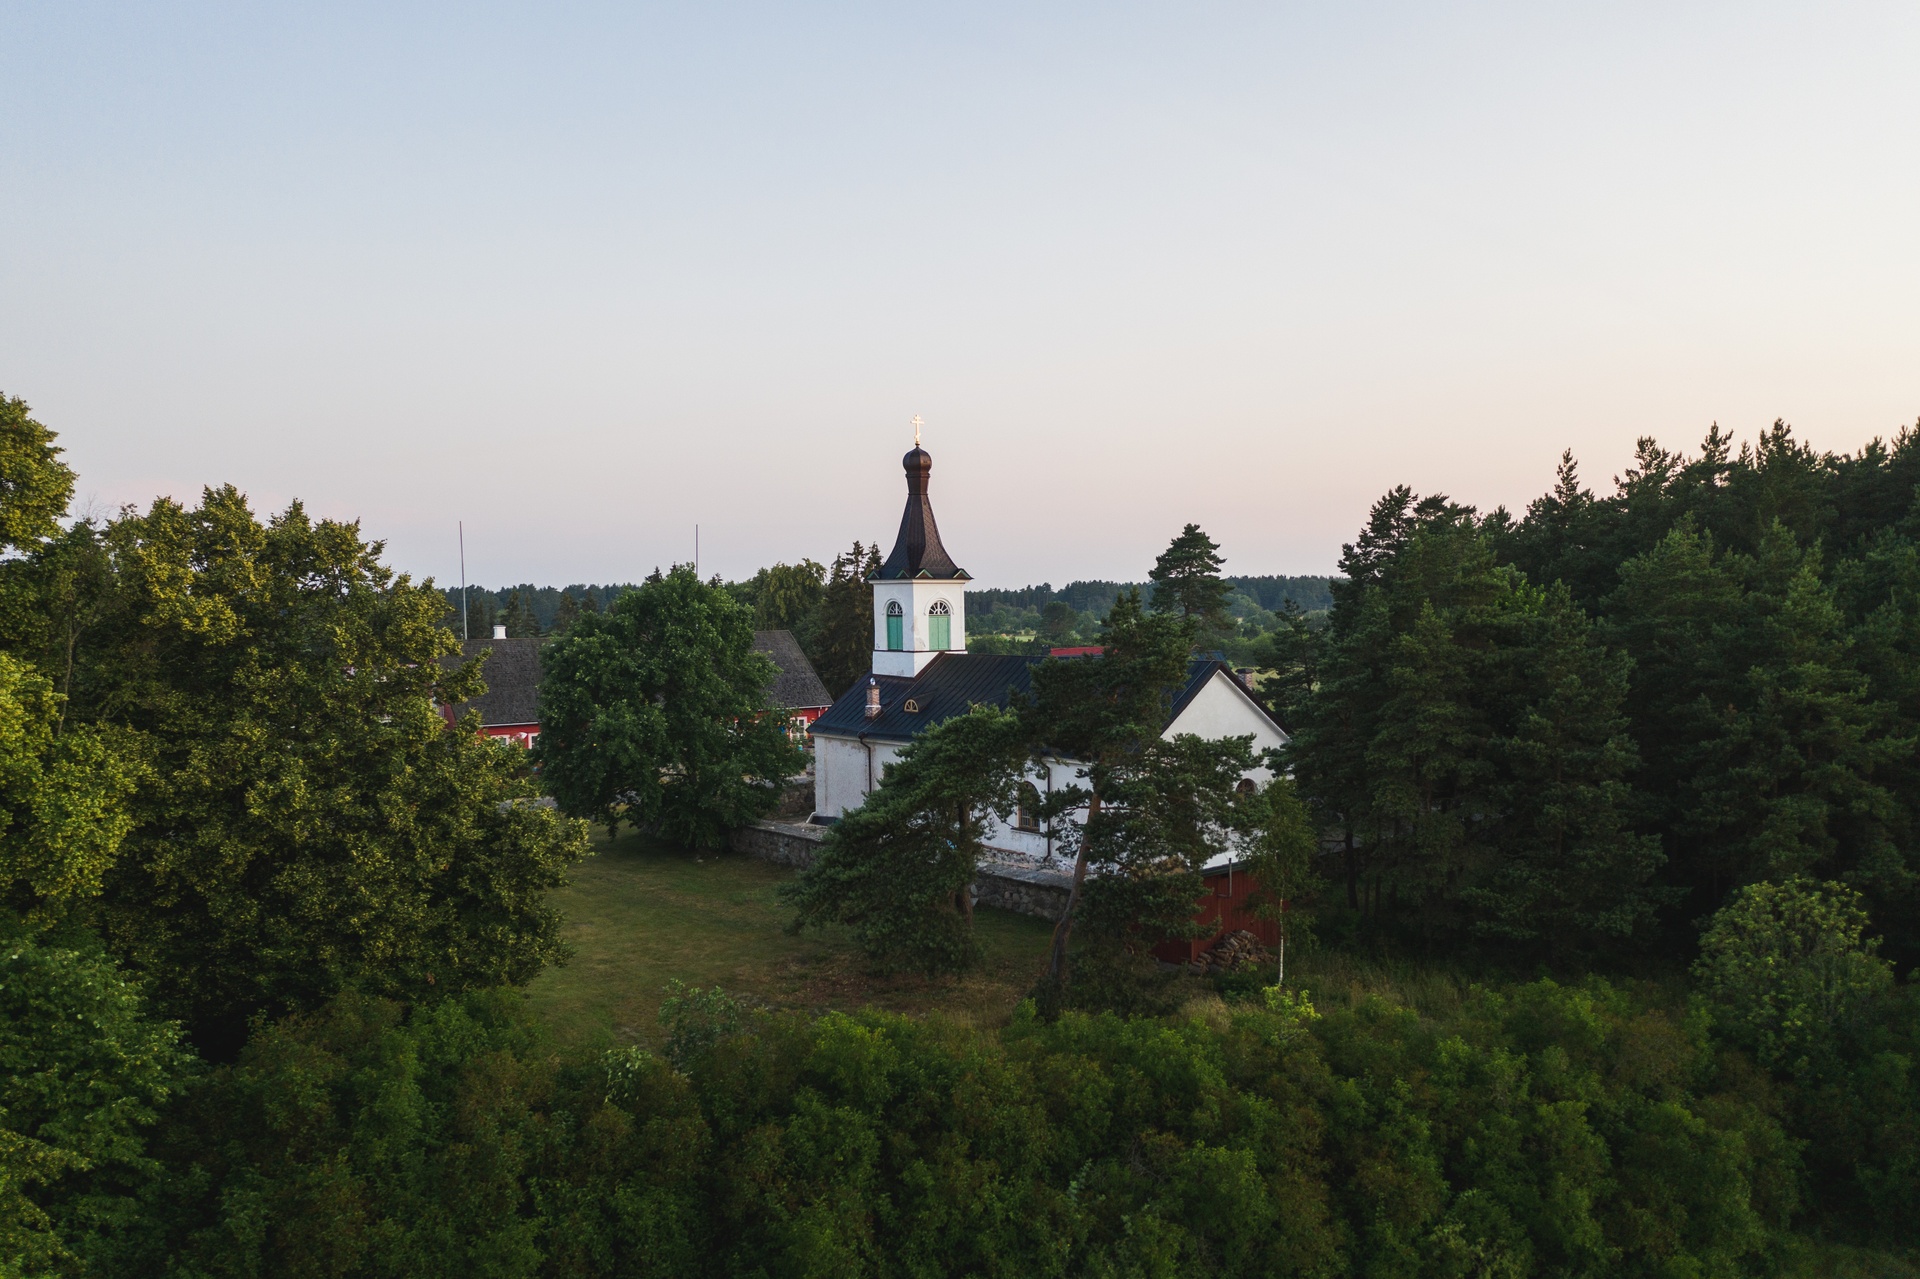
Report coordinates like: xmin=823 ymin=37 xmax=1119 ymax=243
xmin=876 ymin=447 xmax=969 ymax=580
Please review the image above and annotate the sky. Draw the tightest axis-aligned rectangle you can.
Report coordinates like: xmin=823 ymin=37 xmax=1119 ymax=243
xmin=3 ymin=3 xmax=1917 ymax=591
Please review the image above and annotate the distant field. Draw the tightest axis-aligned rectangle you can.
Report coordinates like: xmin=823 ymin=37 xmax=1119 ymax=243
xmin=524 ymin=827 xmax=1058 ymax=1051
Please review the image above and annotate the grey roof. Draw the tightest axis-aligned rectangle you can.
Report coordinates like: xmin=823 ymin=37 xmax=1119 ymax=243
xmin=811 ymin=652 xmax=1274 ymax=744
xmin=875 ymin=446 xmax=969 ymax=581
xmin=753 ymin=630 xmax=833 ymax=710
xmin=451 ymin=637 xmax=544 ymax=728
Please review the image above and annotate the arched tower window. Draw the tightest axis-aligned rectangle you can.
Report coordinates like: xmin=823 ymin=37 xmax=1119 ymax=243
xmin=885 ymin=600 xmax=904 ymax=651
xmin=928 ymin=599 xmax=952 ymax=650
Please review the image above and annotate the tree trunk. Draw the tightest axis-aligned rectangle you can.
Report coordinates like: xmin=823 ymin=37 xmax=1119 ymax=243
xmin=1276 ymin=903 xmax=1287 ymax=988
xmin=1344 ymin=827 xmax=1358 ymax=909
xmin=957 ymin=805 xmax=976 ymax=925
xmin=1046 ymin=793 xmax=1099 ymax=984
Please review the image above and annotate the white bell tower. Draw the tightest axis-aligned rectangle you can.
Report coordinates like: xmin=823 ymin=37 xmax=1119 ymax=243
xmin=870 ymin=420 xmax=969 ymax=678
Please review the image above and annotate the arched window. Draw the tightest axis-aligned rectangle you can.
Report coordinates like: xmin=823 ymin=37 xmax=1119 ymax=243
xmin=885 ymin=599 xmax=904 ymax=651
xmin=1016 ymin=781 xmax=1042 ymax=832
xmin=928 ymin=599 xmax=952 ymax=650
xmin=1236 ymin=778 xmax=1257 ymax=796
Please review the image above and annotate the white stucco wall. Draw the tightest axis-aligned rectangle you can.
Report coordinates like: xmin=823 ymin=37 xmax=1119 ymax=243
xmin=979 ymin=756 xmax=1087 ymax=860
xmin=812 ymin=733 xmax=905 ymax=819
xmin=870 ymin=579 xmax=967 ymax=678
xmin=820 ymin=671 xmax=1287 ymax=854
xmin=1164 ymin=670 xmax=1289 ymax=784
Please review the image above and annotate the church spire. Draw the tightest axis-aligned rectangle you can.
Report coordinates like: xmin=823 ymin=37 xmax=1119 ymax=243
xmin=875 ymin=431 xmax=968 ymax=582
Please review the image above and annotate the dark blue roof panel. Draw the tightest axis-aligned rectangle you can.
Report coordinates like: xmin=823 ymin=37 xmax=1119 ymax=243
xmin=810 ymin=653 xmax=1282 ymax=744
xmin=811 ymin=654 xmax=1039 ymax=742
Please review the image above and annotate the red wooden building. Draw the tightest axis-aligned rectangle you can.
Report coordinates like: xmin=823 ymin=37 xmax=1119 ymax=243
xmin=1151 ymin=859 xmax=1283 ymax=964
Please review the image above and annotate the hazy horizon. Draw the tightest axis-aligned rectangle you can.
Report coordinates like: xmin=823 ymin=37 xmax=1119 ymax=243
xmin=5 ymin=3 xmax=1917 ymax=591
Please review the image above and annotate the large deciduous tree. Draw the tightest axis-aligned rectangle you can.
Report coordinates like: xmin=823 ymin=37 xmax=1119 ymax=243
xmin=30 ymin=487 xmax=591 ymax=1050
xmin=749 ymin=559 xmax=827 ymax=635
xmin=536 ymin=564 xmax=799 ymax=849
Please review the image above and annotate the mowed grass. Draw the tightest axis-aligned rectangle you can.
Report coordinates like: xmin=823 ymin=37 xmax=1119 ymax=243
xmin=525 ymin=827 xmax=1058 ymax=1051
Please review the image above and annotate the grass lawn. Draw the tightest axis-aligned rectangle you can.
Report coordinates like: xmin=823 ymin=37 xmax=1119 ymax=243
xmin=525 ymin=827 xmax=1058 ymax=1051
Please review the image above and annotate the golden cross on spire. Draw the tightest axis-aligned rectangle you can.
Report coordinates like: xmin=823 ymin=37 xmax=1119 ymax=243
xmin=912 ymin=414 xmax=923 ymax=447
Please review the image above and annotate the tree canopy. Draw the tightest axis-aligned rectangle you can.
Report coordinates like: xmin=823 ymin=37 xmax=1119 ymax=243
xmin=1148 ymin=522 xmax=1233 ymax=643
xmin=535 ymin=564 xmax=799 ymax=848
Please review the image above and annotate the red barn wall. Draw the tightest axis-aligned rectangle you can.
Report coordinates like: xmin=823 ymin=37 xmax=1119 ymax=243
xmin=1151 ymin=864 xmax=1280 ymax=964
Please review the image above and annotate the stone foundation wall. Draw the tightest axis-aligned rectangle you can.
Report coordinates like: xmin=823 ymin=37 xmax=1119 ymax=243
xmin=971 ymin=870 xmax=1072 ymax=921
xmin=728 ymin=822 xmax=1075 ymax=922
xmin=727 ymin=820 xmax=823 ymax=867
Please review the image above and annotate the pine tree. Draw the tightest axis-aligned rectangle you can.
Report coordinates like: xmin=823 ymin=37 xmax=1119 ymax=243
xmin=1148 ymin=523 xmax=1233 ymax=644
xmin=502 ymin=589 xmax=541 ymax=638
xmin=808 ymin=540 xmax=880 ymax=697
xmin=780 ymin=705 xmax=1027 ymax=973
xmin=550 ymin=590 xmax=581 ymax=636
xmin=1603 ymin=521 xmax=1906 ymax=917
xmin=1024 ymin=590 xmax=1240 ymax=1007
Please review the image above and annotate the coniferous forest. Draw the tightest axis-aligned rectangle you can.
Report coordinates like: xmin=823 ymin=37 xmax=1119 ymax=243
xmin=5 ymin=393 xmax=1919 ymax=1278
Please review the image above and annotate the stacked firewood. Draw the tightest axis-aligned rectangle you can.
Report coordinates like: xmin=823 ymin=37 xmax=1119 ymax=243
xmin=1184 ymin=929 xmax=1272 ymax=976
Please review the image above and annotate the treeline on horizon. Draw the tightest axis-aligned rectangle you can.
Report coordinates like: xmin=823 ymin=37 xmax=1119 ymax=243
xmin=445 ymin=575 xmax=1334 ymax=632
xmin=444 ymin=572 xmax=1336 ymax=693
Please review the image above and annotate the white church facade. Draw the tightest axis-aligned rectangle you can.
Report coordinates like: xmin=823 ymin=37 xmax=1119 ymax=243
xmin=808 ymin=441 xmax=1289 ymax=862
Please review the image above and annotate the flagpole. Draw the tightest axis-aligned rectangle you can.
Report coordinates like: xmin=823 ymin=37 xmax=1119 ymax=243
xmin=459 ymin=522 xmax=469 ymax=642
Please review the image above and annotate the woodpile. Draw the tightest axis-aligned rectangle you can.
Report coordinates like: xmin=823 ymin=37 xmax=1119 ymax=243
xmin=1184 ymin=929 xmax=1272 ymax=976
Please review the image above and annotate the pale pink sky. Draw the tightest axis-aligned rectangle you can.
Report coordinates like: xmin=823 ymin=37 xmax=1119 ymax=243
xmin=5 ymin=3 xmax=1917 ymax=589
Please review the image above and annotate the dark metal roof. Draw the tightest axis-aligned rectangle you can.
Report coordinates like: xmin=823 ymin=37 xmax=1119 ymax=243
xmin=753 ymin=629 xmax=833 ymax=710
xmin=450 ymin=637 xmax=544 ymax=728
xmin=875 ymin=446 xmax=969 ymax=581
xmin=811 ymin=655 xmax=1038 ymax=742
xmin=810 ymin=653 xmax=1285 ymax=744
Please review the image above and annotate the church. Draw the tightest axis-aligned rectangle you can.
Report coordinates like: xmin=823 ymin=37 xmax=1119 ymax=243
xmin=809 ymin=439 xmax=1289 ymax=862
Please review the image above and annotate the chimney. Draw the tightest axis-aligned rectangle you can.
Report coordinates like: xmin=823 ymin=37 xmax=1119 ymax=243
xmin=864 ymin=677 xmax=881 ymax=719
xmin=493 ymin=624 xmax=508 ymax=640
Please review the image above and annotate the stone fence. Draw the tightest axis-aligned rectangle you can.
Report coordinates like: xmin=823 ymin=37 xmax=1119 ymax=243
xmin=727 ymin=820 xmax=1074 ymax=922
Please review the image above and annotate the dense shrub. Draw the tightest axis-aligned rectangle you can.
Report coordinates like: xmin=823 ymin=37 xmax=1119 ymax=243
xmin=108 ymin=976 xmax=1826 ymax=1278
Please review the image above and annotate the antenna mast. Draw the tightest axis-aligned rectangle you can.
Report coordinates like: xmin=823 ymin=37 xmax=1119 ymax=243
xmin=459 ymin=521 xmax=469 ymax=642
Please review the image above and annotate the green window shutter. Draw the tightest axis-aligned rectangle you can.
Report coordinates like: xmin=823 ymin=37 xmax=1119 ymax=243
xmin=887 ymin=612 xmax=904 ymax=650
xmin=929 ymin=612 xmax=950 ymax=650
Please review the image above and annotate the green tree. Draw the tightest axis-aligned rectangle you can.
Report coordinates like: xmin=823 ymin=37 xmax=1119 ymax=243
xmin=1243 ymin=774 xmax=1322 ymax=986
xmin=782 ymin=705 xmax=1028 ymax=973
xmin=549 ymin=589 xmax=582 ymax=636
xmin=750 ymin=560 xmax=827 ymax=635
xmin=1694 ymin=878 xmax=1894 ymax=1074
xmin=501 ymin=588 xmax=541 ymax=637
xmin=1464 ymin=582 xmax=1671 ymax=949
xmin=63 ymin=488 xmax=588 ymax=1050
xmin=1288 ymin=491 xmax=1664 ymax=949
xmin=1024 ymin=591 xmax=1257 ymax=1007
xmin=1064 ymin=730 xmax=1268 ymax=1011
xmin=1148 ymin=523 xmax=1233 ymax=644
xmin=1604 ymin=522 xmax=1907 ymax=913
xmin=0 ymin=654 xmax=137 ymax=930
xmin=0 ymin=938 xmax=194 ymax=1279
xmin=461 ymin=590 xmax=495 ymax=640
xmin=808 ymin=540 xmax=880 ymax=697
xmin=535 ymin=564 xmax=799 ymax=849
xmin=1040 ymin=599 xmax=1079 ymax=644
xmin=0 ymin=395 xmax=77 ymax=557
